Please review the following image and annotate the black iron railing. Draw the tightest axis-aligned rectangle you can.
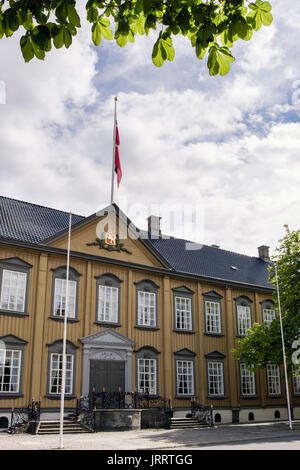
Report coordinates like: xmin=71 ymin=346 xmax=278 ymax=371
xmin=77 ymin=391 xmax=171 ymax=412
xmin=190 ymin=400 xmax=214 ymax=427
xmin=10 ymin=400 xmax=41 ymax=434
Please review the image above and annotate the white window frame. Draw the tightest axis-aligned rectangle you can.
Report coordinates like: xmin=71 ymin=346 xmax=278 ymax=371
xmin=49 ymin=353 xmax=74 ymax=395
xmin=138 ymin=291 xmax=156 ymax=327
xmin=175 ymin=296 xmax=192 ymax=330
xmin=205 ymin=300 xmax=221 ymax=334
xmin=263 ymin=308 xmax=276 ymax=327
xmin=0 ymin=349 xmax=22 ymax=393
xmin=0 ymin=269 xmax=27 ymax=313
xmin=267 ymin=364 xmax=281 ymax=396
xmin=98 ymin=285 xmax=118 ymax=323
xmin=237 ymin=305 xmax=251 ymax=336
xmin=207 ymin=361 xmax=224 ymax=396
xmin=53 ymin=278 xmax=76 ymax=318
xmin=240 ymin=363 xmax=256 ymax=396
xmin=137 ymin=358 xmax=157 ymax=395
xmin=176 ymin=360 xmax=194 ymax=396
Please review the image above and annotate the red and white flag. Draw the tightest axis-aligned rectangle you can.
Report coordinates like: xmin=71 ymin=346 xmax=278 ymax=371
xmin=115 ymin=123 xmax=122 ymax=187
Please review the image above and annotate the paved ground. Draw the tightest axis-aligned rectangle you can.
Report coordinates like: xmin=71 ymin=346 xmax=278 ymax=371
xmin=1 ymin=421 xmax=300 ymax=451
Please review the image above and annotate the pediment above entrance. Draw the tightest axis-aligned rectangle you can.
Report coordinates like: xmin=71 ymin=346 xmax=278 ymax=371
xmin=80 ymin=328 xmax=135 ymax=348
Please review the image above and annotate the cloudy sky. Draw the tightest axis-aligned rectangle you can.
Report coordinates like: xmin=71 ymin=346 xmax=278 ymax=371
xmin=0 ymin=2 xmax=299 ymax=258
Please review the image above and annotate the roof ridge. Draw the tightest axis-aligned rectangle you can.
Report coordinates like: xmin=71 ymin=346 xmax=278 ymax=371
xmin=0 ymin=194 xmax=84 ymax=219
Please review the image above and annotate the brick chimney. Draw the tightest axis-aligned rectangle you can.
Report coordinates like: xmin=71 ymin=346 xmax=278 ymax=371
xmin=147 ymin=215 xmax=162 ymax=239
xmin=258 ymin=245 xmax=270 ymax=262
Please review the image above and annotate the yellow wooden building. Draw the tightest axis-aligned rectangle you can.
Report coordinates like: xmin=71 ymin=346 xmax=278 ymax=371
xmin=0 ymin=195 xmax=299 ymax=428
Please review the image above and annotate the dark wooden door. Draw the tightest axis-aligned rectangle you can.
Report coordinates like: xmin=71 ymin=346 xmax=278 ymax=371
xmin=89 ymin=360 xmax=125 ymax=392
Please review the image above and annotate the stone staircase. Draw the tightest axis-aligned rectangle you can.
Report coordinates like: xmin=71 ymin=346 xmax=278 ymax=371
xmin=37 ymin=416 xmax=92 ymax=435
xmin=170 ymin=417 xmax=209 ymax=429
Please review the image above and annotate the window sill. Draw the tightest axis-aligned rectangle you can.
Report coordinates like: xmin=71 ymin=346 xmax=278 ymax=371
xmin=48 ymin=316 xmax=79 ymax=323
xmin=0 ymin=310 xmax=29 ymax=317
xmin=207 ymin=395 xmax=228 ymax=400
xmin=135 ymin=325 xmax=160 ymax=331
xmin=204 ymin=332 xmax=224 ymax=337
xmin=0 ymin=393 xmax=24 ymax=398
xmin=267 ymin=394 xmax=283 ymax=399
xmin=240 ymin=395 xmax=259 ymax=400
xmin=173 ymin=329 xmax=195 ymax=335
xmin=175 ymin=395 xmax=195 ymax=400
xmin=94 ymin=321 xmax=121 ymax=328
xmin=44 ymin=394 xmax=76 ymax=400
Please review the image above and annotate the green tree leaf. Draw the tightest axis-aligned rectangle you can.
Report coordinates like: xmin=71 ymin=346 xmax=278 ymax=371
xmin=0 ymin=0 xmax=274 ymax=75
xmin=20 ymin=35 xmax=34 ymax=62
xmin=68 ymin=4 xmax=81 ymax=28
xmin=92 ymin=22 xmax=102 ymax=46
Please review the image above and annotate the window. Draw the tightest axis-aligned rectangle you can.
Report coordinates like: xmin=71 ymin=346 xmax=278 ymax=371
xmin=135 ymin=280 xmax=159 ymax=329
xmin=0 ymin=257 xmax=32 ymax=315
xmin=137 ymin=358 xmax=157 ymax=395
xmin=138 ymin=291 xmax=156 ymax=327
xmin=174 ymin=348 xmax=196 ymax=397
xmin=0 ymin=270 xmax=26 ymax=312
xmin=0 ymin=335 xmax=27 ymax=396
xmin=261 ymin=300 xmax=276 ymax=326
xmin=263 ymin=308 xmax=276 ymax=326
xmin=98 ymin=285 xmax=118 ymax=323
xmin=205 ymin=301 xmax=221 ymax=334
xmin=53 ymin=279 xmax=76 ymax=318
xmin=235 ymin=296 xmax=253 ymax=337
xmin=176 ymin=360 xmax=194 ymax=396
xmin=240 ymin=363 xmax=256 ymax=396
xmin=205 ymin=351 xmax=226 ymax=397
xmin=136 ymin=346 xmax=159 ymax=395
xmin=207 ymin=361 xmax=224 ymax=396
xmin=95 ymin=274 xmax=122 ymax=325
xmin=203 ymin=291 xmax=223 ymax=335
xmin=0 ymin=349 xmax=21 ymax=393
xmin=173 ymin=286 xmax=194 ymax=332
xmin=267 ymin=364 xmax=281 ymax=396
xmin=237 ymin=306 xmax=251 ymax=336
xmin=175 ymin=297 xmax=192 ymax=330
xmin=49 ymin=353 xmax=74 ymax=395
xmin=51 ymin=266 xmax=81 ymax=320
xmin=292 ymin=367 xmax=300 ymax=395
xmin=46 ymin=340 xmax=78 ymax=398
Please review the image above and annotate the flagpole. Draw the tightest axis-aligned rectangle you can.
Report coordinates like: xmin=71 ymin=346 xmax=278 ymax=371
xmin=275 ymin=264 xmax=293 ymax=430
xmin=59 ymin=212 xmax=72 ymax=449
xmin=110 ymin=96 xmax=118 ymax=204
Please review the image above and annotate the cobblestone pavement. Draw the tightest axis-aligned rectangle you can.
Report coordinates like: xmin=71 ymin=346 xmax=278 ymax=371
xmin=1 ymin=421 xmax=300 ymax=451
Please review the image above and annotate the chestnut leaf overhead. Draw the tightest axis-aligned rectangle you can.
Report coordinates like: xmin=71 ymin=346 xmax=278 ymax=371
xmin=0 ymin=0 xmax=273 ymax=76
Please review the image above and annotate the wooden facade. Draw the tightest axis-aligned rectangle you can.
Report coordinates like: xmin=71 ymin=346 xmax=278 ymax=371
xmin=0 ymin=207 xmax=299 ymax=425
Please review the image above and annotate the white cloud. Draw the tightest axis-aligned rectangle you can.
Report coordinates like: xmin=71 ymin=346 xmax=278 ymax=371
xmin=0 ymin=1 xmax=299 ymax=259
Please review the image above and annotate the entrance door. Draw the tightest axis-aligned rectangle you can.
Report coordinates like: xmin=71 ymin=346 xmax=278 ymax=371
xmin=89 ymin=360 xmax=125 ymax=393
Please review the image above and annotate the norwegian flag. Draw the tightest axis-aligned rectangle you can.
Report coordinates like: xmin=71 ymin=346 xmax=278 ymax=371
xmin=115 ymin=123 xmax=122 ymax=187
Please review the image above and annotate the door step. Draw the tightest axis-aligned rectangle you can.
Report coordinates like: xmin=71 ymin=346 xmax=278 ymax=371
xmin=170 ymin=418 xmax=209 ymax=429
xmin=37 ymin=419 xmax=92 ymax=435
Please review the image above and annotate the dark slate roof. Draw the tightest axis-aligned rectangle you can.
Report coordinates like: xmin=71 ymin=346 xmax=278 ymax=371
xmin=0 ymin=196 xmax=84 ymax=244
xmin=147 ymin=236 xmax=273 ymax=289
xmin=0 ymin=196 xmax=273 ymax=289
